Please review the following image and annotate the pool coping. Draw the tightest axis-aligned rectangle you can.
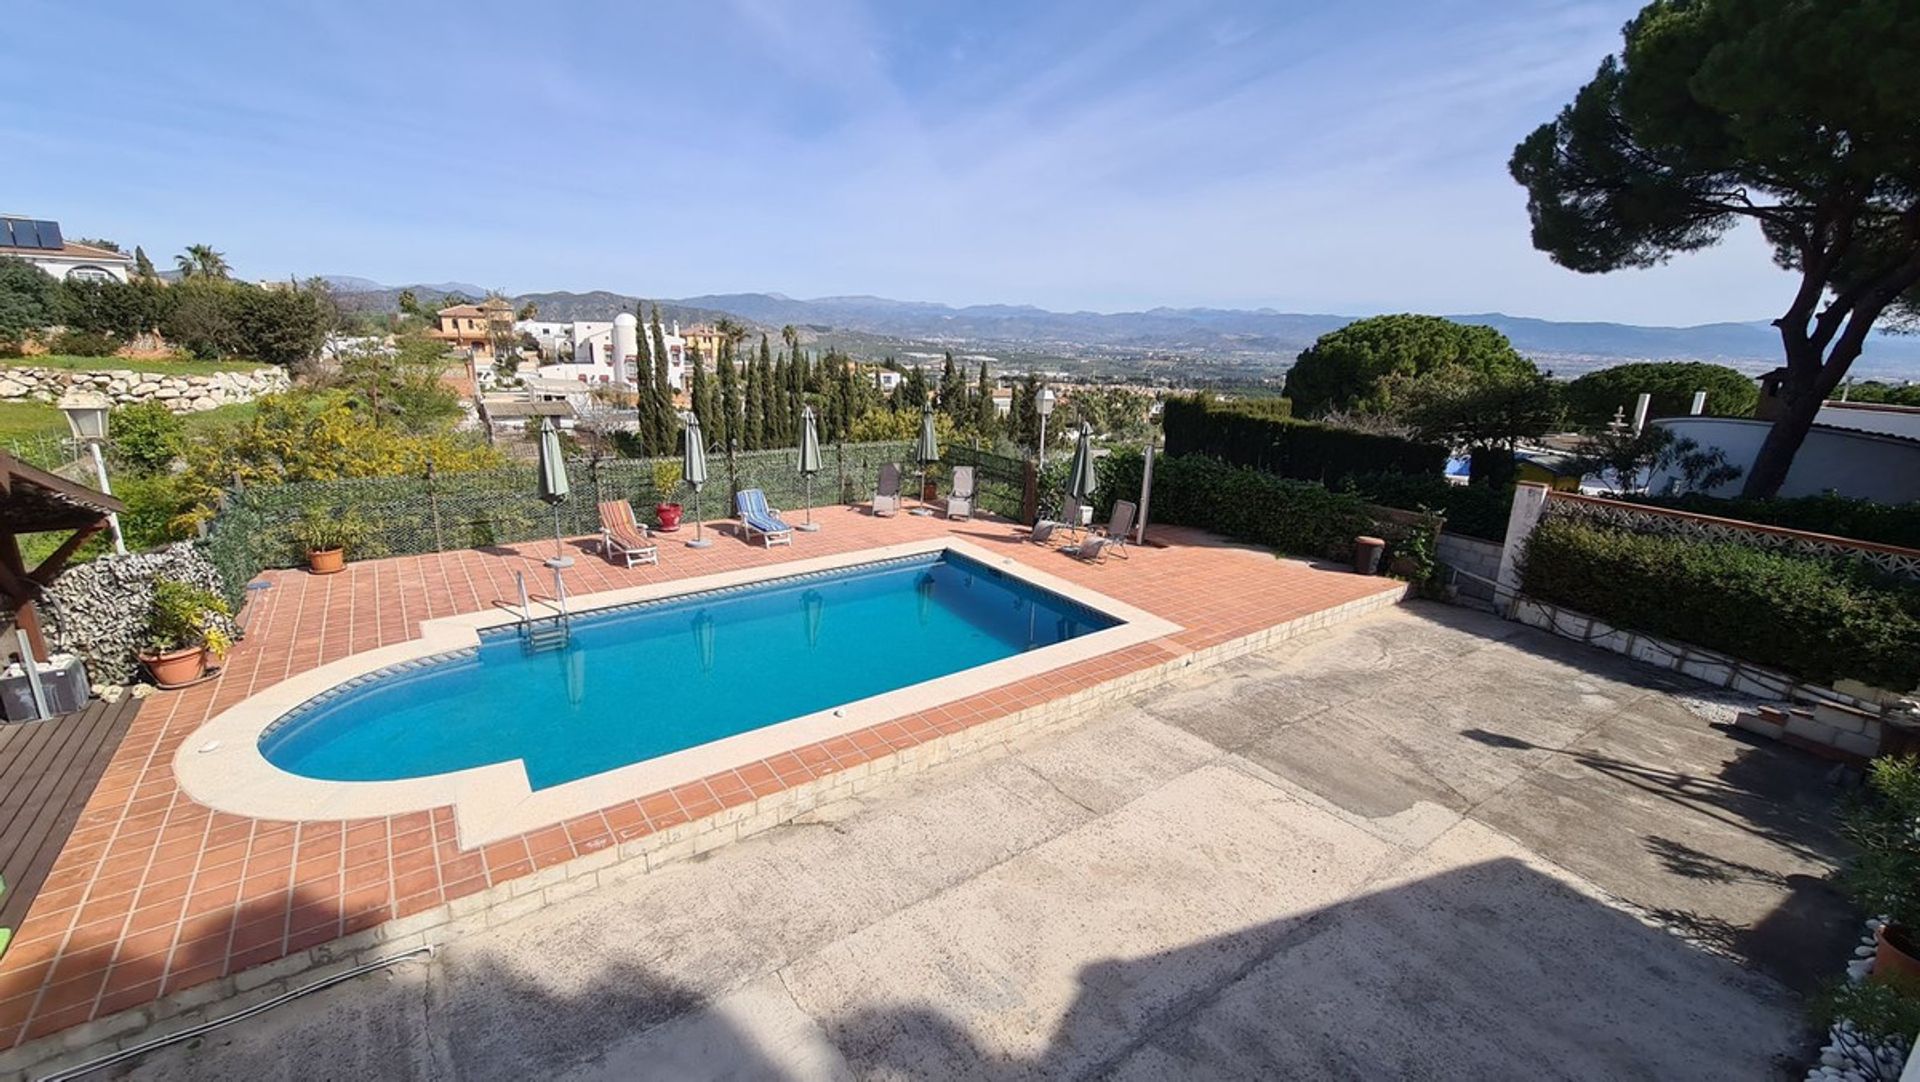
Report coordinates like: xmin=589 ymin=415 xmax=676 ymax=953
xmin=172 ymin=538 xmax=1181 ymax=848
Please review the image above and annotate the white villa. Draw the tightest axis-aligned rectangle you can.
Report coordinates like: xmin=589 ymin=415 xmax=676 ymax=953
xmin=1 ymin=216 xmax=134 ymax=283
xmin=517 ymin=314 xmax=689 ymax=391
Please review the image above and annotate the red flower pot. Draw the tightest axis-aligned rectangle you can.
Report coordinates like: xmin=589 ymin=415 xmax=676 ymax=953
xmin=308 ymin=547 xmax=345 ymax=575
xmin=656 ymin=503 xmax=684 ymax=531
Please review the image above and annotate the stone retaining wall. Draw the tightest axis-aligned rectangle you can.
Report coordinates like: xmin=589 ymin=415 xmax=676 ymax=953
xmin=1436 ymin=534 xmax=1501 ymax=610
xmin=0 ymin=364 xmax=289 ymax=413
xmin=20 ymin=544 xmax=237 ymax=685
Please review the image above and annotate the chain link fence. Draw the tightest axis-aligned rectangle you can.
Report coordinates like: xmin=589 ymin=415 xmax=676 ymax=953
xmin=200 ymin=441 xmax=915 ymax=600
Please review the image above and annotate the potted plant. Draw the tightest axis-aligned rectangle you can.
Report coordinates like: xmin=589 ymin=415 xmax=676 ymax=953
xmin=137 ymin=580 xmax=233 ymax=688
xmin=290 ymin=505 xmax=375 ymax=574
xmin=1843 ymin=755 xmax=1920 ymax=984
xmin=652 ymin=460 xmax=685 ymax=531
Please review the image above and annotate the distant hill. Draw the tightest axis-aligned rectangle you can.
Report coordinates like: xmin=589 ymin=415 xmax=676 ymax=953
xmin=322 ymin=280 xmax=1920 ymax=379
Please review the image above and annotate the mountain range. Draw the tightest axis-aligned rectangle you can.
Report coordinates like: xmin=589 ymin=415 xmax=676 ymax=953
xmin=323 ymin=278 xmax=1920 ymax=380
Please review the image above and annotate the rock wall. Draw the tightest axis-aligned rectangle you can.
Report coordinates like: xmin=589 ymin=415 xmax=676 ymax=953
xmin=23 ymin=544 xmax=239 ymax=685
xmin=0 ymin=364 xmax=290 ymax=413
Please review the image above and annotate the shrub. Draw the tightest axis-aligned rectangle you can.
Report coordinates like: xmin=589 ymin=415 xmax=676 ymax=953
xmin=1520 ymin=517 xmax=1920 ymax=689
xmin=48 ymin=328 xmax=118 ymax=357
xmin=144 ymin=578 xmax=233 ymax=660
xmin=1162 ymin=394 xmax=1444 ymax=482
xmin=1343 ymin=471 xmax=1514 ymax=541
xmin=109 ymin=401 xmax=186 ymax=474
xmin=1629 ymin=492 xmax=1920 ymax=552
xmin=1097 ymin=450 xmax=1372 ymax=558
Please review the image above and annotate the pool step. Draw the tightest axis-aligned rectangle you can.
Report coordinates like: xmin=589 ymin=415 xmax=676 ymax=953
xmin=522 ymin=621 xmax=571 ymax=654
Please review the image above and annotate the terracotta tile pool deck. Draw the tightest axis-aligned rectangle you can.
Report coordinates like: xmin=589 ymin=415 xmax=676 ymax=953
xmin=0 ymin=508 xmax=1402 ymax=1054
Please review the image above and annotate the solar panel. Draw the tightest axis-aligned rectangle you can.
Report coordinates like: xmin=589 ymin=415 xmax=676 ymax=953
xmin=35 ymin=221 xmax=61 ymax=249
xmin=4 ymin=219 xmax=35 ymax=248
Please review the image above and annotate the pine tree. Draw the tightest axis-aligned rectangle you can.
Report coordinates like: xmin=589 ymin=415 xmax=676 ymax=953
xmin=717 ymin=342 xmax=741 ymax=451
xmin=974 ymin=362 xmax=997 ymax=438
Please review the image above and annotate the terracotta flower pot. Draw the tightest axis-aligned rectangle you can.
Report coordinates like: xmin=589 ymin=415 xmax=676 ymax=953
xmin=140 ymin=645 xmax=208 ymax=688
xmin=308 ymin=547 xmax=345 ymax=575
xmin=656 ymin=503 xmax=684 ymax=531
xmin=1875 ymin=924 xmax=1920 ymax=986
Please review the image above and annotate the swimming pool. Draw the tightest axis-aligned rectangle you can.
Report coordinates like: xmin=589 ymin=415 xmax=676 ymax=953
xmin=261 ymin=551 xmax=1121 ymax=790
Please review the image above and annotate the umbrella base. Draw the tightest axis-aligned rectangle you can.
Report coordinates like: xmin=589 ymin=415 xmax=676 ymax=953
xmin=796 ymin=523 xmax=821 ymax=532
xmin=544 ymin=556 xmax=575 ymax=569
xmin=909 ymin=507 xmax=934 ymax=517
xmin=685 ymin=538 xmax=714 ymax=548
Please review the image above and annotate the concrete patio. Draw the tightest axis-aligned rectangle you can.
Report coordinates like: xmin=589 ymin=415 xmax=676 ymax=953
xmin=89 ymin=603 xmax=1846 ymax=1081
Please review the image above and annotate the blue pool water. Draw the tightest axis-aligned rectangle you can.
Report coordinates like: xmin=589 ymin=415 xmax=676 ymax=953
xmin=261 ymin=552 xmax=1120 ymax=789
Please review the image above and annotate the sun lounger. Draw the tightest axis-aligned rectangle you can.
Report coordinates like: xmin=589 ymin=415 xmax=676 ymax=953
xmin=1066 ymin=500 xmax=1135 ymax=562
xmin=945 ymin=466 xmax=975 ymax=520
xmin=873 ymin=464 xmax=902 ymax=517
xmin=736 ymin=488 xmax=795 ymax=547
xmin=598 ymin=500 xmax=659 ymax=568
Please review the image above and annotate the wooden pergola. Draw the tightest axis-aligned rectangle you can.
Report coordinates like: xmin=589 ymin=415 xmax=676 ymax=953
xmin=0 ymin=451 xmax=123 ymax=663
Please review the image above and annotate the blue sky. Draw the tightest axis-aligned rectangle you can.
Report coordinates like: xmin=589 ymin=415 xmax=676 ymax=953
xmin=4 ymin=0 xmax=1795 ymax=324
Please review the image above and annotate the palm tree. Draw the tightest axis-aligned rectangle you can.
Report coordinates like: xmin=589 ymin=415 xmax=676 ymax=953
xmin=174 ymin=244 xmax=230 ymax=279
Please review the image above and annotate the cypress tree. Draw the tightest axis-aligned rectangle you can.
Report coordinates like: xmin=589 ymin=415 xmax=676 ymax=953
xmin=689 ymin=345 xmax=712 ymax=430
xmin=649 ymin=307 xmax=677 ymax=454
xmin=940 ymin=352 xmax=964 ymax=420
xmin=772 ymin=356 xmax=791 ymax=446
xmin=743 ymin=349 xmax=766 ymax=450
xmin=755 ymin=334 xmax=777 ymax=447
xmin=133 ymin=245 xmax=156 ymax=281
xmin=974 ymin=362 xmax=996 ymax=438
xmin=717 ymin=342 xmax=741 ymax=451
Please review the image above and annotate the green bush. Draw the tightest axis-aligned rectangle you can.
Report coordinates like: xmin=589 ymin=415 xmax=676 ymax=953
xmin=1098 ymin=450 xmax=1372 ymax=558
xmin=109 ymin=401 xmax=186 ymax=474
xmin=48 ymin=328 xmax=117 ymax=357
xmin=1344 ymin=471 xmax=1514 ymax=541
xmin=1521 ymin=517 xmax=1920 ymax=689
xmin=1629 ymin=492 xmax=1920 ymax=552
xmin=1162 ymin=394 xmax=1444 ymax=482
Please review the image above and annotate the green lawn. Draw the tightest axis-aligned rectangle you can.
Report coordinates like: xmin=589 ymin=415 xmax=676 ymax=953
xmin=0 ymin=400 xmax=64 ymax=443
xmin=6 ymin=354 xmax=268 ymax=376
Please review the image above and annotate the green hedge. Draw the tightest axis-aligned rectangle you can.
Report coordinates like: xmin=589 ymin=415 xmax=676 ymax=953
xmin=1628 ymin=492 xmax=1920 ymax=552
xmin=1344 ymin=472 xmax=1514 ymax=542
xmin=1161 ymin=395 xmax=1444 ymax=482
xmin=1097 ymin=450 xmax=1371 ymax=558
xmin=1521 ymin=517 xmax=1920 ymax=690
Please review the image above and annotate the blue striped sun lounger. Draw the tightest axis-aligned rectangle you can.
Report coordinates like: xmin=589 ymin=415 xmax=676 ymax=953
xmin=736 ymin=488 xmax=795 ymax=547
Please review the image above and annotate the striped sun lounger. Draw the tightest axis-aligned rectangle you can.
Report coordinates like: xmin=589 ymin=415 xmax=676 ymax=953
xmin=736 ymin=488 xmax=795 ymax=547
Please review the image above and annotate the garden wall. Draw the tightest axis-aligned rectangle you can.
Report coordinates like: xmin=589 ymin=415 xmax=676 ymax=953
xmin=20 ymin=543 xmax=234 ymax=685
xmin=0 ymin=364 xmax=290 ymax=412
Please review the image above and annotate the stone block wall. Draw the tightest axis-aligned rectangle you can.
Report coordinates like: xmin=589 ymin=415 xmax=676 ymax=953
xmin=1436 ymin=533 xmax=1501 ymax=610
xmin=0 ymin=364 xmax=290 ymax=413
xmin=17 ymin=544 xmax=238 ymax=685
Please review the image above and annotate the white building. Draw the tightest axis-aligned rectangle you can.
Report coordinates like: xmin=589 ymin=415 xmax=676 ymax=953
xmin=527 ymin=314 xmax=688 ymax=391
xmin=1 ymin=217 xmax=134 ymax=283
xmin=875 ymin=370 xmax=902 ymax=394
xmin=1649 ymin=415 xmax=1920 ymax=504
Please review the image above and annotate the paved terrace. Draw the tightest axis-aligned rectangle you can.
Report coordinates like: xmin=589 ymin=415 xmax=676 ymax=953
xmin=37 ymin=605 xmax=1849 ymax=1079
xmin=0 ymin=507 xmax=1402 ymax=1061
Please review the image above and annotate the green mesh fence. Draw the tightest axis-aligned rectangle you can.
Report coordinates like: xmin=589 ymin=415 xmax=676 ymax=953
xmin=942 ymin=444 xmax=1028 ymax=521
xmin=199 ymin=440 xmax=914 ymax=601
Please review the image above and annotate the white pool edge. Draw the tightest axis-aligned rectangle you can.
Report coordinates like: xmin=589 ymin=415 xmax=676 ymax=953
xmin=172 ymin=537 xmax=1181 ymax=846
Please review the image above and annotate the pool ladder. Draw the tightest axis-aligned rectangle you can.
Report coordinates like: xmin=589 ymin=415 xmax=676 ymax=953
xmin=515 ymin=568 xmax=572 ymax=654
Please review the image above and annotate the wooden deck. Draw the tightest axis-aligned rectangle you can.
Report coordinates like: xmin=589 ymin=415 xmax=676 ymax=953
xmin=0 ymin=697 xmax=140 ymax=938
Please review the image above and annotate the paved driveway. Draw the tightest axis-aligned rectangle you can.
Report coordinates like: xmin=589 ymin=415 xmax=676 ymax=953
xmin=107 ymin=604 xmax=1846 ymax=1080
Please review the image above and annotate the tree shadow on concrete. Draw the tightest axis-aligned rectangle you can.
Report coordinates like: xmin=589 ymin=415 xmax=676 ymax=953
xmin=48 ymin=859 xmax=1818 ymax=1081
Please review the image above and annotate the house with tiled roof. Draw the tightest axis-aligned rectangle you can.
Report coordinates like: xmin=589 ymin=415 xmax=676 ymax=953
xmin=0 ymin=217 xmax=135 ymax=283
xmin=428 ymin=297 xmax=515 ymax=361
